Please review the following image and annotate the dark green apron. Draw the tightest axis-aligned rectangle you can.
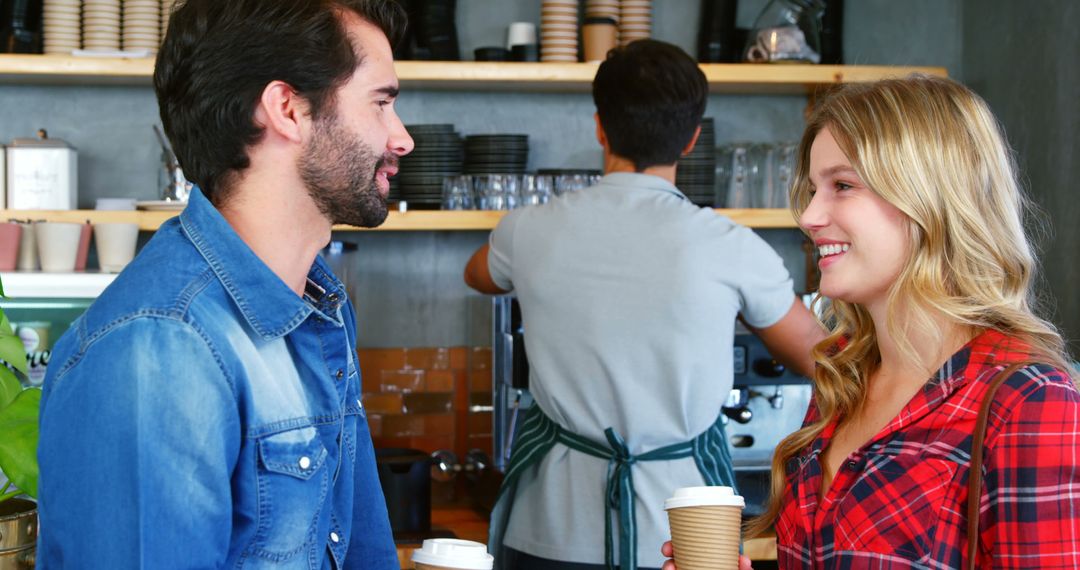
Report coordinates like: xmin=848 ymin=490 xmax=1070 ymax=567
xmin=488 ymin=404 xmax=736 ymax=570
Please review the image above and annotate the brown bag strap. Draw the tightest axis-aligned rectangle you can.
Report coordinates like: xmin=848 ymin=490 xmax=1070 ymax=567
xmin=966 ymin=362 xmax=1030 ymax=570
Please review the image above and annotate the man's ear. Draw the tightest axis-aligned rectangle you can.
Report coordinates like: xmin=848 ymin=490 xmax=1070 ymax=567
xmin=252 ymin=80 xmax=310 ymax=144
xmin=594 ymin=113 xmax=609 ymax=150
xmin=681 ymin=125 xmax=702 ymax=157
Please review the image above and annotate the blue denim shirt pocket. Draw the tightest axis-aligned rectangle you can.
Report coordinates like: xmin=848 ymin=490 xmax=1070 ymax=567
xmin=250 ymin=427 xmax=331 ymax=563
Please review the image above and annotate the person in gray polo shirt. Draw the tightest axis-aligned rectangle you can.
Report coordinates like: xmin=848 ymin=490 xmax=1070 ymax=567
xmin=465 ymin=39 xmax=824 ymax=570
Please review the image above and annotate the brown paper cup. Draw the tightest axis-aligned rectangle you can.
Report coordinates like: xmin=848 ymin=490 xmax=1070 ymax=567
xmin=665 ymin=486 xmax=744 ymax=570
xmin=668 ymin=505 xmax=742 ymax=570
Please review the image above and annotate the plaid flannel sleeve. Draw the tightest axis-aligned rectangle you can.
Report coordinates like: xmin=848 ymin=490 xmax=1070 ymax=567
xmin=981 ymin=365 xmax=1080 ymax=569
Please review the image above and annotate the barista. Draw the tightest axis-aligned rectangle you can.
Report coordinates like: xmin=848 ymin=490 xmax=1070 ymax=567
xmin=464 ymin=39 xmax=823 ymax=569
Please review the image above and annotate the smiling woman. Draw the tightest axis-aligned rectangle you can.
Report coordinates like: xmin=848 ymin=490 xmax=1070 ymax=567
xmin=712 ymin=74 xmax=1080 ymax=570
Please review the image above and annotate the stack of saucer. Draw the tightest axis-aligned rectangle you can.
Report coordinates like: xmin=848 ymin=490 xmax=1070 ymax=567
xmin=675 ymin=118 xmax=716 ymax=207
xmin=540 ymin=0 xmax=578 ymax=62
xmin=122 ymin=0 xmax=160 ymax=53
xmin=619 ymin=0 xmax=651 ymax=46
xmin=83 ymin=0 xmax=122 ymax=51
xmin=465 ymin=135 xmax=529 ymax=175
xmin=43 ymin=0 xmax=81 ymax=54
xmin=398 ymin=124 xmax=465 ymax=208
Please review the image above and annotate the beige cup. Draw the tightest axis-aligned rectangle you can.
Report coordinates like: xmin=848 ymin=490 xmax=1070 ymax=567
xmin=411 ymin=538 xmax=493 ymax=570
xmin=93 ymin=222 xmax=139 ymax=273
xmin=665 ymin=486 xmax=745 ymax=570
xmin=582 ymin=17 xmax=618 ymax=62
xmin=35 ymin=222 xmax=83 ymax=272
xmin=15 ymin=221 xmax=37 ymax=270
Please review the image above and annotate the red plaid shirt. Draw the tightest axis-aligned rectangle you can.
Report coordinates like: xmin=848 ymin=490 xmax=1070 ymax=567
xmin=775 ymin=329 xmax=1080 ymax=569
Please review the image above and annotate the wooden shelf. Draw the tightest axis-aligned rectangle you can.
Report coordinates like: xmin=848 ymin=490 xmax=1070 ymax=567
xmin=0 ymin=54 xmax=945 ymax=92
xmin=1 ymin=208 xmax=797 ymax=231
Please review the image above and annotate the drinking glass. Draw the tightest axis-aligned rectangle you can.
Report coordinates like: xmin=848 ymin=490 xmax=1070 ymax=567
xmin=553 ymin=174 xmax=590 ymax=196
xmin=475 ymin=174 xmax=520 ymax=210
xmin=519 ymin=174 xmax=554 ymax=206
xmin=441 ymin=175 xmax=474 ymax=210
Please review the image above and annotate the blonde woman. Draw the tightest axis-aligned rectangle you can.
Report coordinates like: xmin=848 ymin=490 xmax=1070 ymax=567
xmin=663 ymin=74 xmax=1079 ymax=569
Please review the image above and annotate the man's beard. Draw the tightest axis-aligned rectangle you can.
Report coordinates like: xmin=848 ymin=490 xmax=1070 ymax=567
xmin=299 ymin=112 xmax=396 ymax=228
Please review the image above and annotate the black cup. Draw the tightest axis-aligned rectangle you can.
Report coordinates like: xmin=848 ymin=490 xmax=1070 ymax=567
xmin=474 ymin=46 xmax=510 ymax=62
xmin=510 ymin=44 xmax=539 ymax=62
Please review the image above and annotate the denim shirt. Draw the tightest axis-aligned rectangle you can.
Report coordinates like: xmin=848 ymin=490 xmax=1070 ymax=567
xmin=37 ymin=189 xmax=397 ymax=569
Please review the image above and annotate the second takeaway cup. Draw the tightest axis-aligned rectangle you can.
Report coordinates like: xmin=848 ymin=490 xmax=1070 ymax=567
xmin=665 ymin=486 xmax=745 ymax=570
xmin=93 ymin=222 xmax=139 ymax=273
xmin=411 ymin=538 xmax=493 ymax=570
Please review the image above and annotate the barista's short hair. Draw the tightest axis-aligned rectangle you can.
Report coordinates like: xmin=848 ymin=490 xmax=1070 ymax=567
xmin=153 ymin=0 xmax=405 ymax=204
xmin=592 ymin=39 xmax=708 ymax=171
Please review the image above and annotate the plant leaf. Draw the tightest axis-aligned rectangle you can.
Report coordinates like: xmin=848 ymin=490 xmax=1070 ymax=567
xmin=0 ymin=311 xmax=27 ymax=375
xmin=0 ymin=388 xmax=40 ymax=499
xmin=0 ymin=367 xmax=20 ymax=409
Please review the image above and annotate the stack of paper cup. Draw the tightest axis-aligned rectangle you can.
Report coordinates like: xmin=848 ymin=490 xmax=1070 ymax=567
xmin=83 ymin=0 xmax=122 ymax=51
xmin=42 ymin=0 xmax=82 ymax=54
xmin=664 ymin=486 xmax=745 ymax=570
xmin=122 ymin=0 xmax=161 ymax=54
xmin=161 ymin=0 xmax=176 ymax=43
xmin=585 ymin=0 xmax=620 ymax=23
xmin=540 ymin=0 xmax=579 ymax=62
xmin=411 ymin=538 xmax=493 ymax=570
xmin=619 ymin=0 xmax=651 ymax=46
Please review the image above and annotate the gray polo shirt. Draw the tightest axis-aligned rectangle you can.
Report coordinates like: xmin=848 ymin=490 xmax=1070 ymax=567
xmin=488 ymin=172 xmax=794 ymax=567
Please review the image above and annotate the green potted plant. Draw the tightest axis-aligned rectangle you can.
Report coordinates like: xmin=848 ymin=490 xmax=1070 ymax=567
xmin=0 ymin=274 xmax=39 ymax=566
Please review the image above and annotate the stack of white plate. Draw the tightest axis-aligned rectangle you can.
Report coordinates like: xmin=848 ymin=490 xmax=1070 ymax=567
xmin=42 ymin=0 xmax=81 ymax=55
xmin=619 ymin=0 xmax=651 ymax=46
xmin=160 ymin=0 xmax=175 ymax=43
xmin=83 ymin=0 xmax=122 ymax=51
xmin=540 ymin=0 xmax=578 ymax=62
xmin=122 ymin=0 xmax=160 ymax=53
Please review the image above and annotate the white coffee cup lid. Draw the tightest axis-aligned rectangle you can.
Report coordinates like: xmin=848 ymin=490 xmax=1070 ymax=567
xmin=664 ymin=486 xmax=746 ymax=510
xmin=411 ymin=538 xmax=494 ymax=569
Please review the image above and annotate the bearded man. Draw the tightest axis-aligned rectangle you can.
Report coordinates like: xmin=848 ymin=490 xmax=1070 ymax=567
xmin=37 ymin=1 xmax=413 ymax=568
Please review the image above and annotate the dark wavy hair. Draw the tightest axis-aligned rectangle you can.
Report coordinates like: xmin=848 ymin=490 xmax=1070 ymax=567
xmin=153 ymin=0 xmax=405 ymax=204
xmin=592 ymin=39 xmax=708 ymax=171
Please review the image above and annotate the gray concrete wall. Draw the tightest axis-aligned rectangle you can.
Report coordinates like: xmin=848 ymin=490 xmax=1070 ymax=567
xmin=0 ymin=0 xmax=964 ymax=348
xmin=962 ymin=0 xmax=1080 ymax=357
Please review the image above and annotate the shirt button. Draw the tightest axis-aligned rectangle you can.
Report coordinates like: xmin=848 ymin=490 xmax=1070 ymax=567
xmin=327 ymin=293 xmax=339 ymax=304
xmin=330 ymin=532 xmax=340 ymax=543
xmin=336 ymin=369 xmax=344 ymax=380
xmin=299 ymin=456 xmax=311 ymax=470
xmin=847 ymin=460 xmax=859 ymax=470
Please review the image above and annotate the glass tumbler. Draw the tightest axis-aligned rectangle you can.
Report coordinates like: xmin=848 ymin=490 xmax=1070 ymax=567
xmin=519 ymin=174 xmax=554 ymax=206
xmin=441 ymin=175 xmax=474 ymax=210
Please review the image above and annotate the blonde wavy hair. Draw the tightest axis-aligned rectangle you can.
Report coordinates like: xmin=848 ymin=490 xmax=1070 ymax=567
xmin=747 ymin=74 xmax=1071 ymax=537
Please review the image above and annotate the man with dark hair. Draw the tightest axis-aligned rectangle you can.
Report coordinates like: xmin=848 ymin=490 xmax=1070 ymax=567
xmin=465 ymin=40 xmax=823 ymax=569
xmin=37 ymin=1 xmax=413 ymax=567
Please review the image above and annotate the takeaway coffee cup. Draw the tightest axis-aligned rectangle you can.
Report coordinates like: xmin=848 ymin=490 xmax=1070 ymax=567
xmin=664 ymin=486 xmax=745 ymax=570
xmin=411 ymin=538 xmax=493 ymax=570
xmin=93 ymin=222 xmax=139 ymax=273
xmin=34 ymin=221 xmax=82 ymax=272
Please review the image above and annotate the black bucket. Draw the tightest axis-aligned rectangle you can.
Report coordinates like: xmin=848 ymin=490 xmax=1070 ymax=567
xmin=375 ymin=448 xmax=432 ymax=536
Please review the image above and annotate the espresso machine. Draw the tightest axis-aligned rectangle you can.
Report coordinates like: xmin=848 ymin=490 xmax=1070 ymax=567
xmin=490 ymin=296 xmax=813 ymax=517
